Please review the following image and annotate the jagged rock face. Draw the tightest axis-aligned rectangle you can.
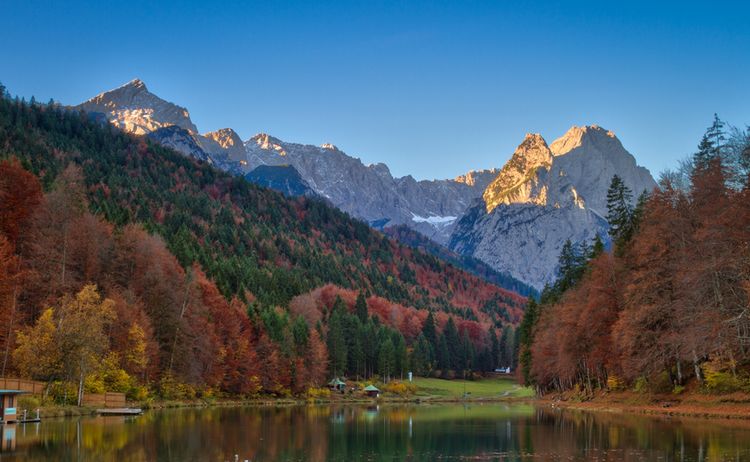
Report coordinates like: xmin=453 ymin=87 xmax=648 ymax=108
xmin=78 ymin=79 xmax=198 ymax=135
xmin=547 ymin=125 xmax=657 ymax=217
xmin=245 ymin=165 xmax=315 ymax=197
xmin=204 ymin=128 xmax=247 ymax=163
xmin=455 ymin=168 xmax=501 ymax=188
xmin=148 ymin=126 xmax=211 ymax=163
xmin=244 ymin=134 xmax=491 ymax=244
xmin=482 ymin=134 xmax=554 ymax=211
xmin=450 ymin=126 xmax=657 ymax=289
xmin=76 ymin=80 xmax=247 ymax=173
xmin=451 ymin=203 xmax=609 ymax=288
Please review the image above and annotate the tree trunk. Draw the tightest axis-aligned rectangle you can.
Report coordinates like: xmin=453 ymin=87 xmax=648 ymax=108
xmin=61 ymin=227 xmax=68 ymax=289
xmin=77 ymin=367 xmax=84 ymax=407
xmin=169 ymin=270 xmax=192 ymax=374
xmin=692 ymin=350 xmax=702 ymax=382
xmin=1 ymin=261 xmax=20 ymax=376
xmin=728 ymin=350 xmax=737 ymax=378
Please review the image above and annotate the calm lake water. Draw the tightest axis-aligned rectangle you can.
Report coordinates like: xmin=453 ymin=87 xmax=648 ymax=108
xmin=2 ymin=403 xmax=750 ymax=461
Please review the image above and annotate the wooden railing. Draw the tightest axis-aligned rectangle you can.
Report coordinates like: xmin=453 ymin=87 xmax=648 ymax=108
xmin=81 ymin=392 xmax=127 ymax=408
xmin=0 ymin=377 xmax=45 ymax=395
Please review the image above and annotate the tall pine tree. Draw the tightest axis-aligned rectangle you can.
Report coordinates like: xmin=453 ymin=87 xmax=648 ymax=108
xmin=606 ymin=174 xmax=634 ymax=248
xmin=355 ymin=291 xmax=368 ymax=323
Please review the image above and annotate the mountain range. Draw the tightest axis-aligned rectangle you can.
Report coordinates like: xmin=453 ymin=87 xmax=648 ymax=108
xmin=76 ymin=79 xmax=657 ymax=289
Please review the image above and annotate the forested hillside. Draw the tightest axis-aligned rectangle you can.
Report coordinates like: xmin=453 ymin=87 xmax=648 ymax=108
xmin=0 ymin=88 xmax=524 ymax=401
xmin=384 ymin=224 xmax=538 ymax=298
xmin=519 ymin=116 xmax=750 ymax=395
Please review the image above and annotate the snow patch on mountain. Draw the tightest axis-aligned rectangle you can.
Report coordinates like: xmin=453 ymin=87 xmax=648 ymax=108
xmin=411 ymin=213 xmax=458 ymax=226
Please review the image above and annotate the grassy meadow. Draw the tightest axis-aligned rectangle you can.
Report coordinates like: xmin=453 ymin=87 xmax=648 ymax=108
xmin=412 ymin=376 xmax=534 ymax=399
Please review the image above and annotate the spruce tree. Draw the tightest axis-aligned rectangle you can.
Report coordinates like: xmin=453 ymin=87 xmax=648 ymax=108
xmin=355 ymin=291 xmax=368 ymax=323
xmin=498 ymin=326 xmax=515 ymax=367
xmin=518 ymin=299 xmax=539 ymax=384
xmin=460 ymin=331 xmax=474 ymax=373
xmin=393 ymin=333 xmax=407 ymax=379
xmin=436 ymin=335 xmax=450 ymax=371
xmin=694 ymin=114 xmax=726 ymax=172
xmin=291 ymin=316 xmax=309 ymax=355
xmin=410 ymin=334 xmax=432 ymax=376
xmin=422 ymin=310 xmax=437 ymax=350
xmin=512 ymin=327 xmax=520 ymax=370
xmin=377 ymin=337 xmax=395 ymax=381
xmin=590 ymin=234 xmax=605 ymax=259
xmin=443 ymin=317 xmax=460 ymax=370
xmin=326 ymin=298 xmax=348 ymax=377
xmin=606 ymin=174 xmax=634 ymax=246
xmin=490 ymin=329 xmax=500 ymax=370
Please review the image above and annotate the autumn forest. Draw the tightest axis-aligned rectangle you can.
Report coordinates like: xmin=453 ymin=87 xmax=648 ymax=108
xmin=520 ymin=116 xmax=750 ymax=396
xmin=0 ymin=87 xmax=524 ymax=403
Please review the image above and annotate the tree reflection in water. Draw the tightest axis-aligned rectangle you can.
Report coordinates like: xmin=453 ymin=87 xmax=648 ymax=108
xmin=2 ymin=404 xmax=750 ymax=461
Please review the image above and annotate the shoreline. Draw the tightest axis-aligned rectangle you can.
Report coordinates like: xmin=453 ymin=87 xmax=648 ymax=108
xmin=538 ymin=391 xmax=750 ymax=420
xmin=32 ymin=388 xmax=750 ymax=422
xmin=34 ymin=395 xmax=533 ymax=419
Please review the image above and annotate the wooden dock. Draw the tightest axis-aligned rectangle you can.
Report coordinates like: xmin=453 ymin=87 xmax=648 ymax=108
xmin=97 ymin=408 xmax=143 ymax=416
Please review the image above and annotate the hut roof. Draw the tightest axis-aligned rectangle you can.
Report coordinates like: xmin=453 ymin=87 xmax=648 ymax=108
xmin=364 ymin=385 xmax=379 ymax=392
xmin=329 ymin=378 xmax=346 ymax=386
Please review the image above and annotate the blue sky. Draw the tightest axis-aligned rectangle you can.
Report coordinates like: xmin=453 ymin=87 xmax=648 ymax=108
xmin=2 ymin=0 xmax=748 ymax=179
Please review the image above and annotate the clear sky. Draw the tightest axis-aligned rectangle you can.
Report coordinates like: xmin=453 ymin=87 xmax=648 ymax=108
xmin=2 ymin=0 xmax=748 ymax=180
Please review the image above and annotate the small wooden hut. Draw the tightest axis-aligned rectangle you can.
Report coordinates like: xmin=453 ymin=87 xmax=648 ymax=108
xmin=328 ymin=378 xmax=346 ymax=393
xmin=0 ymin=390 xmax=27 ymax=424
xmin=364 ymin=385 xmax=380 ymax=398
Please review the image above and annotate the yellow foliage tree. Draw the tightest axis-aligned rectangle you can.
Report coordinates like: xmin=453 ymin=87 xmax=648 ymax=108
xmin=16 ymin=284 xmax=116 ymax=405
xmin=14 ymin=308 xmax=62 ymax=381
xmin=86 ymin=352 xmax=132 ymax=394
xmin=56 ymin=284 xmax=116 ymax=406
xmin=123 ymin=323 xmax=148 ymax=379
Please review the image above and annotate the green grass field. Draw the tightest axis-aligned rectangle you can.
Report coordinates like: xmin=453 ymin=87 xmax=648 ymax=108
xmin=412 ymin=376 xmax=534 ymax=399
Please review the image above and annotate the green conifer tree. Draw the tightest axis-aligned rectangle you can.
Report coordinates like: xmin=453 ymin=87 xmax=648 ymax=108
xmin=606 ymin=175 xmax=634 ymax=247
xmin=355 ymin=291 xmax=368 ymax=323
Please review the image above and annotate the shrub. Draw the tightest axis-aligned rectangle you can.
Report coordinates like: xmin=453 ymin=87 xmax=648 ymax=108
xmin=84 ymin=375 xmax=106 ymax=394
xmin=606 ymin=375 xmax=625 ymax=392
xmin=157 ymin=374 xmax=197 ymax=400
xmin=18 ymin=396 xmax=40 ymax=412
xmin=382 ymin=381 xmax=417 ymax=396
xmin=127 ymin=385 xmax=150 ymax=402
xmin=633 ymin=377 xmax=648 ymax=394
xmin=700 ymin=357 xmax=750 ymax=393
xmin=703 ymin=369 xmax=743 ymax=394
xmin=306 ymin=387 xmax=331 ymax=399
xmin=85 ymin=353 xmax=134 ymax=394
xmin=48 ymin=381 xmax=78 ymax=405
xmin=199 ymin=388 xmax=217 ymax=401
xmin=649 ymin=371 xmax=673 ymax=394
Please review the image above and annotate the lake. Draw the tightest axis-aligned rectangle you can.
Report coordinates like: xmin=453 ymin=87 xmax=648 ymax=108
xmin=2 ymin=403 xmax=750 ymax=461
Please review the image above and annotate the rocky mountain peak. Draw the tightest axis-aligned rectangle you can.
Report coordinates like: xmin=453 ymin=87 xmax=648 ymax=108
xmin=481 ymin=133 xmax=553 ymax=212
xmin=454 ymin=168 xmax=501 ymax=188
xmin=247 ymin=133 xmax=287 ymax=156
xmin=320 ymin=143 xmax=340 ymax=152
xmin=76 ymin=79 xmax=198 ymax=135
xmin=203 ymin=128 xmax=246 ymax=163
xmin=547 ymin=124 xmax=657 ymax=216
xmin=450 ymin=125 xmax=658 ymax=289
xmin=550 ymin=125 xmax=619 ymax=156
xmin=516 ymin=133 xmax=554 ymax=163
xmin=123 ymin=78 xmax=147 ymax=91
